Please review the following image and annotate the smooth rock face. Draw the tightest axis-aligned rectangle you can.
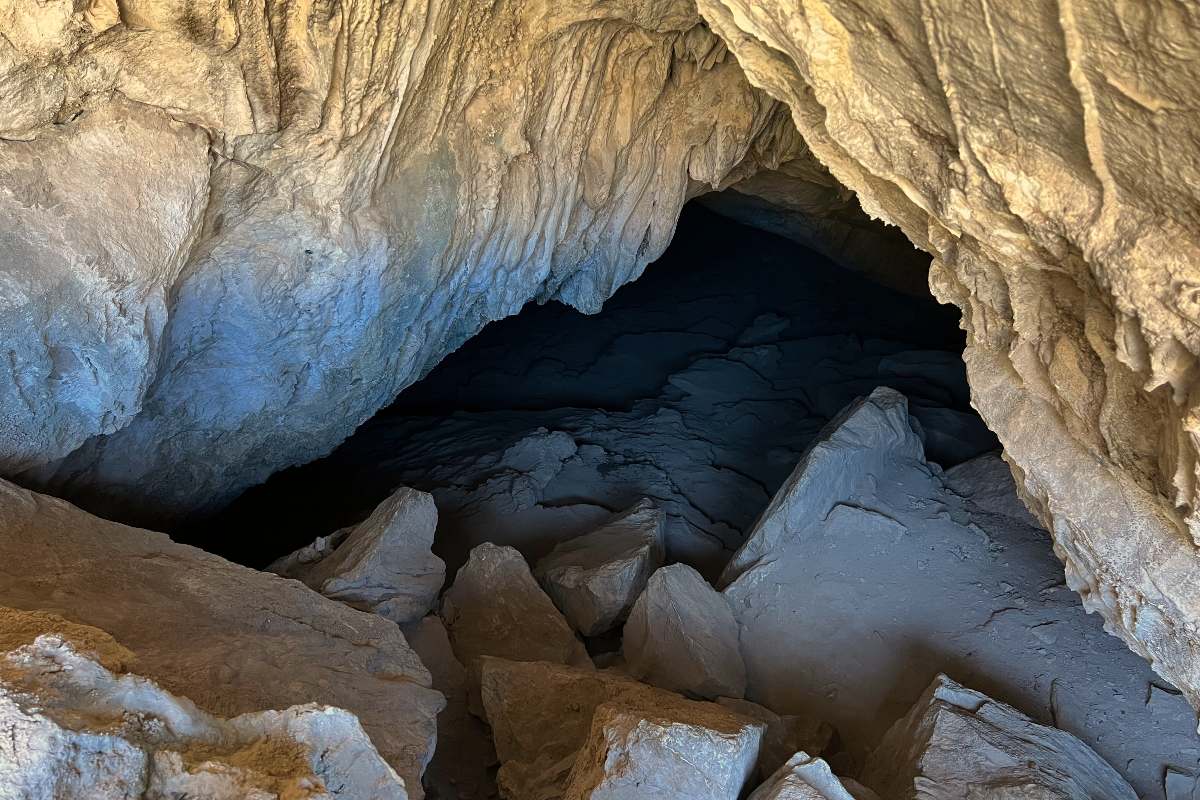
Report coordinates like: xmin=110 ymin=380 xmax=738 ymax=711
xmin=0 ymin=623 xmax=407 ymax=800
xmin=442 ymin=543 xmax=591 ymax=672
xmin=0 ymin=478 xmax=442 ymax=797
xmin=696 ymin=0 xmax=1200 ymax=709
xmin=562 ymin=700 xmax=762 ymax=800
xmin=268 ymin=486 xmax=446 ymax=624
xmin=720 ymin=386 xmax=925 ymax=586
xmin=535 ymin=498 xmax=666 ymax=636
xmin=624 ymin=563 xmax=746 ymax=699
xmin=478 ymin=657 xmax=762 ymax=800
xmin=716 ymin=697 xmax=833 ymax=782
xmin=861 ymin=674 xmax=1136 ymax=800
xmin=747 ymin=753 xmax=871 ymax=800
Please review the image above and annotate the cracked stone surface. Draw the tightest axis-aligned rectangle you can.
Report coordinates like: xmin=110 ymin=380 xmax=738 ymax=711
xmin=747 ymin=753 xmax=873 ymax=800
xmin=861 ymin=674 xmax=1136 ymax=799
xmin=269 ymin=485 xmax=445 ymax=624
xmin=623 ymin=563 xmax=746 ymax=700
xmin=0 ymin=478 xmax=442 ymax=798
xmin=535 ymin=497 xmax=666 ymax=636
xmin=1 ymin=615 xmax=408 ymax=799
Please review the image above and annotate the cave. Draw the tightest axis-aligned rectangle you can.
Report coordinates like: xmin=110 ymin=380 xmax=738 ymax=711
xmin=3 ymin=2 xmax=1200 ymax=799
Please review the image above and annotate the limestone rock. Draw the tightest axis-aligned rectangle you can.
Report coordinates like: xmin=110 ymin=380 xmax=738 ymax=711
xmin=716 ymin=697 xmax=833 ymax=781
xmin=534 ymin=498 xmax=666 ymax=636
xmin=720 ymin=386 xmax=925 ymax=586
xmin=624 ymin=563 xmax=746 ymax=699
xmin=442 ymin=543 xmax=591 ymax=673
xmin=0 ymin=478 xmax=442 ymax=797
xmin=861 ymin=674 xmax=1136 ymax=800
xmin=478 ymin=657 xmax=762 ymax=800
xmin=562 ymin=700 xmax=762 ymax=800
xmin=0 ymin=624 xmax=407 ymax=799
xmin=268 ymin=486 xmax=445 ymax=624
xmin=747 ymin=753 xmax=873 ymax=800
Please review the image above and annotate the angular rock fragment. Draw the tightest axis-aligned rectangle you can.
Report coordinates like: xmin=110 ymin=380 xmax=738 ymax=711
xmin=563 ymin=699 xmax=762 ymax=800
xmin=268 ymin=486 xmax=446 ymax=624
xmin=747 ymin=752 xmax=873 ymax=800
xmin=720 ymin=387 xmax=925 ymax=586
xmin=624 ymin=563 xmax=745 ymax=699
xmin=0 ymin=479 xmax=441 ymax=797
xmin=717 ymin=697 xmax=833 ymax=781
xmin=534 ymin=498 xmax=665 ymax=636
xmin=861 ymin=674 xmax=1136 ymax=799
xmin=479 ymin=657 xmax=762 ymax=800
xmin=442 ymin=543 xmax=591 ymax=672
xmin=1 ymin=618 xmax=407 ymax=799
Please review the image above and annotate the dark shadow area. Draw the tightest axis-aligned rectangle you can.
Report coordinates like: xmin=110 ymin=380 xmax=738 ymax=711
xmin=185 ymin=203 xmax=995 ymax=571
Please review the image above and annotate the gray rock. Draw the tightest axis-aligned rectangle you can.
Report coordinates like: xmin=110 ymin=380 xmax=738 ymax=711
xmin=269 ymin=486 xmax=446 ymax=624
xmin=0 ymin=478 xmax=442 ymax=797
xmin=747 ymin=753 xmax=872 ymax=800
xmin=442 ymin=543 xmax=591 ymax=674
xmin=716 ymin=697 xmax=833 ymax=781
xmin=861 ymin=674 xmax=1136 ymax=800
xmin=535 ymin=498 xmax=665 ymax=636
xmin=0 ymin=621 xmax=408 ymax=799
xmin=720 ymin=386 xmax=926 ymax=586
xmin=479 ymin=657 xmax=762 ymax=800
xmin=624 ymin=563 xmax=745 ymax=699
xmin=563 ymin=700 xmax=762 ymax=800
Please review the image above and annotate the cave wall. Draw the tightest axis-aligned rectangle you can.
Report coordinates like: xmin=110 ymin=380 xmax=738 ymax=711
xmin=695 ymin=0 xmax=1200 ymax=706
xmin=3 ymin=0 xmax=1200 ymax=708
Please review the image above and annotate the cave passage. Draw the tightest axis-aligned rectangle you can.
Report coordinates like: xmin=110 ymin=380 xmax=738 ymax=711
xmin=188 ymin=201 xmax=1197 ymax=799
xmin=198 ymin=203 xmax=992 ymax=575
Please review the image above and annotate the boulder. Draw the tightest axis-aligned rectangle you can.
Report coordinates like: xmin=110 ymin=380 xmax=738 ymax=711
xmin=479 ymin=657 xmax=762 ymax=800
xmin=441 ymin=543 xmax=591 ymax=673
xmin=0 ymin=478 xmax=442 ymax=797
xmin=747 ymin=753 xmax=874 ymax=800
xmin=0 ymin=621 xmax=408 ymax=799
xmin=268 ymin=486 xmax=446 ymax=624
xmin=861 ymin=674 xmax=1136 ymax=800
xmin=716 ymin=697 xmax=833 ymax=781
xmin=535 ymin=498 xmax=665 ymax=636
xmin=624 ymin=563 xmax=745 ymax=699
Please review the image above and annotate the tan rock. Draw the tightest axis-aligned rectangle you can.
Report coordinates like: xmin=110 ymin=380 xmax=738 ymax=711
xmin=716 ymin=697 xmax=834 ymax=782
xmin=747 ymin=753 xmax=871 ymax=800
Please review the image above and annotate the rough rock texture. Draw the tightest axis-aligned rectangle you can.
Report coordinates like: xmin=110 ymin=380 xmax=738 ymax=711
xmin=269 ymin=486 xmax=445 ymax=624
xmin=747 ymin=753 xmax=871 ymax=800
xmin=561 ymin=700 xmax=762 ymax=800
xmin=861 ymin=674 xmax=1136 ymax=799
xmin=535 ymin=497 xmax=666 ymax=636
xmin=624 ymin=563 xmax=746 ymax=699
xmin=723 ymin=394 xmax=1197 ymax=797
xmin=695 ymin=0 xmax=1200 ymax=709
xmin=479 ymin=657 xmax=762 ymax=800
xmin=1 ymin=623 xmax=407 ymax=799
xmin=442 ymin=542 xmax=591 ymax=674
xmin=0 ymin=478 xmax=442 ymax=796
xmin=3 ymin=0 xmax=814 ymax=525
xmin=716 ymin=697 xmax=834 ymax=783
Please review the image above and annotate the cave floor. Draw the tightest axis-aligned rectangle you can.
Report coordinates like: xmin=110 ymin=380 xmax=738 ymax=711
xmin=200 ymin=206 xmax=1199 ymax=799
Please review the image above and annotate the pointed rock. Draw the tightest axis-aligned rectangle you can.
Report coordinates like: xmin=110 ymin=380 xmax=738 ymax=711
xmin=442 ymin=543 xmax=591 ymax=674
xmin=861 ymin=674 xmax=1136 ymax=799
xmin=534 ymin=498 xmax=666 ymax=636
xmin=716 ymin=697 xmax=834 ymax=781
xmin=720 ymin=387 xmax=925 ymax=586
xmin=479 ymin=657 xmax=762 ymax=800
xmin=1 ymin=622 xmax=408 ymax=800
xmin=623 ymin=563 xmax=745 ymax=699
xmin=269 ymin=486 xmax=446 ymax=624
xmin=748 ymin=752 xmax=874 ymax=800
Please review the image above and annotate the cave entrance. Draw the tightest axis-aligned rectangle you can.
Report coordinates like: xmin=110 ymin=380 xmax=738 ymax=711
xmin=201 ymin=201 xmax=993 ymax=577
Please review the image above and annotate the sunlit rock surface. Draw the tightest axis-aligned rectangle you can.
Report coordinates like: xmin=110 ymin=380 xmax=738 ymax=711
xmin=695 ymin=0 xmax=1200 ymax=708
xmin=0 ymin=478 xmax=442 ymax=796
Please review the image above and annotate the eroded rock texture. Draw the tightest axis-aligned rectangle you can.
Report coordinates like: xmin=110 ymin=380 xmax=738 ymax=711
xmin=695 ymin=0 xmax=1200 ymax=707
